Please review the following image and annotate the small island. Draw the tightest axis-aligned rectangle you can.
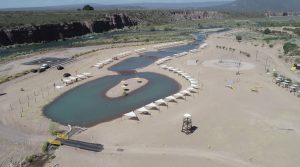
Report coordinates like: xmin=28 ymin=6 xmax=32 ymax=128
xmin=106 ymin=78 xmax=149 ymax=98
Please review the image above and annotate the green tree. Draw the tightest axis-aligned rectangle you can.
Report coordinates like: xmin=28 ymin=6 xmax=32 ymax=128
xmin=82 ymin=5 xmax=94 ymax=11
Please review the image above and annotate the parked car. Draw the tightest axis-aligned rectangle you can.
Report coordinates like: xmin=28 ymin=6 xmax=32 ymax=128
xmin=41 ymin=64 xmax=50 ymax=69
xmin=39 ymin=67 xmax=46 ymax=73
xmin=57 ymin=65 xmax=64 ymax=70
xmin=63 ymin=73 xmax=71 ymax=77
xmin=31 ymin=69 xmax=38 ymax=73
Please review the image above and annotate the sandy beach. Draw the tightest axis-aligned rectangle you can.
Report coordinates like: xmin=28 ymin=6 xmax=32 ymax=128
xmin=1 ymin=29 xmax=300 ymax=167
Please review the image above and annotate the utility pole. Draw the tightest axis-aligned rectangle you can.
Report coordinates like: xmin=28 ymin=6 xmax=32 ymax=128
xmin=265 ymin=56 xmax=270 ymax=72
xmin=255 ymin=50 xmax=258 ymax=61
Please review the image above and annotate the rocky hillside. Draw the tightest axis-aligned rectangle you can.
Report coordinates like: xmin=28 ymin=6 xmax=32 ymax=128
xmin=0 ymin=14 xmax=137 ymax=46
xmin=215 ymin=0 xmax=300 ymax=12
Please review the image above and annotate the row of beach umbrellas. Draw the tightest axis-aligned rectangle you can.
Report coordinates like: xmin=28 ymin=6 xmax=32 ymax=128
xmin=117 ymin=51 xmax=132 ymax=58
xmin=174 ymin=52 xmax=188 ymax=58
xmin=62 ymin=72 xmax=93 ymax=86
xmin=123 ymin=65 xmax=200 ymax=119
xmin=153 ymin=41 xmax=185 ymax=50
xmin=94 ymin=48 xmax=148 ymax=69
xmin=173 ymin=47 xmax=200 ymax=58
xmin=93 ymin=58 xmax=114 ymax=69
xmin=200 ymin=43 xmax=208 ymax=49
xmin=134 ymin=48 xmax=146 ymax=54
xmin=155 ymin=56 xmax=172 ymax=65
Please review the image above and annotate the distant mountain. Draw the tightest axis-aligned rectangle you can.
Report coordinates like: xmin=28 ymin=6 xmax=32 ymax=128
xmin=0 ymin=1 xmax=233 ymax=11
xmin=115 ymin=2 xmax=233 ymax=9
xmin=215 ymin=0 xmax=300 ymax=12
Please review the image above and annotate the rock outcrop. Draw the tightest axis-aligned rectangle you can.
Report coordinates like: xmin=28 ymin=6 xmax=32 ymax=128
xmin=0 ymin=14 xmax=137 ymax=46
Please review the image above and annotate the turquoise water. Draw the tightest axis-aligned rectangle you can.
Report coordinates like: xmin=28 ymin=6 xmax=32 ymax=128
xmin=108 ymin=56 xmax=157 ymax=71
xmin=109 ymin=32 xmax=205 ymax=71
xmin=44 ymin=72 xmax=180 ymax=127
xmin=44 ymin=32 xmax=206 ymax=127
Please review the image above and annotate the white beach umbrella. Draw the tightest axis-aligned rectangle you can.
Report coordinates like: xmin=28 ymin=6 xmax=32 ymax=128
xmin=181 ymin=73 xmax=189 ymax=76
xmin=167 ymin=67 xmax=175 ymax=70
xmin=69 ymin=76 xmax=78 ymax=82
xmin=136 ymin=107 xmax=150 ymax=115
xmin=184 ymin=113 xmax=192 ymax=118
xmin=76 ymin=74 xmax=86 ymax=79
xmin=103 ymin=61 xmax=110 ymax=65
xmin=62 ymin=79 xmax=73 ymax=85
xmin=174 ymin=93 xmax=184 ymax=99
xmin=187 ymin=87 xmax=197 ymax=93
xmin=188 ymin=78 xmax=197 ymax=82
xmin=181 ymin=90 xmax=192 ymax=96
xmin=121 ymin=85 xmax=128 ymax=89
xmin=96 ymin=62 xmax=104 ymax=66
xmin=145 ymin=103 xmax=159 ymax=110
xmin=190 ymin=80 xmax=198 ymax=84
xmin=121 ymin=80 xmax=128 ymax=85
xmin=165 ymin=96 xmax=177 ymax=102
xmin=93 ymin=64 xmax=102 ymax=68
xmin=134 ymin=77 xmax=143 ymax=83
xmin=123 ymin=111 xmax=137 ymax=118
xmin=55 ymin=85 xmax=64 ymax=89
xmin=155 ymin=99 xmax=167 ymax=106
xmin=191 ymin=84 xmax=200 ymax=89
xmin=83 ymin=73 xmax=92 ymax=77
xmin=136 ymin=107 xmax=149 ymax=113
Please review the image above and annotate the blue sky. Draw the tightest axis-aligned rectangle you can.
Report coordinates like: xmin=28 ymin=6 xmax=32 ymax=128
xmin=0 ymin=0 xmax=230 ymax=9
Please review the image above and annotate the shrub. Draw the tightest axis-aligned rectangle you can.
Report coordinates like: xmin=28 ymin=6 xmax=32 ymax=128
xmin=48 ymin=123 xmax=59 ymax=136
xmin=284 ymin=57 xmax=289 ymax=63
xmin=269 ymin=44 xmax=274 ymax=48
xmin=263 ymin=28 xmax=271 ymax=34
xmin=150 ymin=27 xmax=156 ymax=31
xmin=236 ymin=35 xmax=242 ymax=41
xmin=283 ymin=42 xmax=298 ymax=54
xmin=25 ymin=154 xmax=36 ymax=164
xmin=164 ymin=26 xmax=174 ymax=31
xmin=42 ymin=142 xmax=49 ymax=153
xmin=295 ymin=58 xmax=300 ymax=64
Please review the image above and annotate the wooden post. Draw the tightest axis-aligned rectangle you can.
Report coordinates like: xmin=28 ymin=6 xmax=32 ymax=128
xmin=255 ymin=50 xmax=258 ymax=61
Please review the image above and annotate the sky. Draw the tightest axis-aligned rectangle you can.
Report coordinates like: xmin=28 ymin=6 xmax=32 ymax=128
xmin=0 ymin=0 xmax=231 ymax=9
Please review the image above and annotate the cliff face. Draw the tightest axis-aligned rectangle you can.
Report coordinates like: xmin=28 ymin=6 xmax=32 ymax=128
xmin=171 ymin=11 xmax=226 ymax=21
xmin=0 ymin=14 xmax=137 ymax=46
